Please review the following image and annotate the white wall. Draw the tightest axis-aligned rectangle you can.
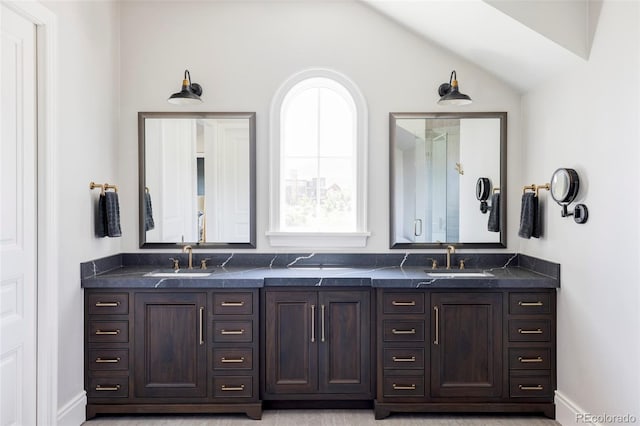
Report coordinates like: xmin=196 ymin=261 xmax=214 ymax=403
xmin=118 ymin=0 xmax=522 ymax=253
xmin=520 ymin=1 xmax=640 ymax=423
xmin=41 ymin=1 xmax=121 ymax=422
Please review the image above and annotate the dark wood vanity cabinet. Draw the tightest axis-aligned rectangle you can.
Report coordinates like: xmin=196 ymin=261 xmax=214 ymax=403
xmin=85 ymin=289 xmax=261 ymax=420
xmin=262 ymin=288 xmax=373 ymax=400
xmin=375 ymin=289 xmax=556 ymax=420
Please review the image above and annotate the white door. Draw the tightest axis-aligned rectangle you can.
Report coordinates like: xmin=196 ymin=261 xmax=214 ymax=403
xmin=1 ymin=4 xmax=38 ymax=426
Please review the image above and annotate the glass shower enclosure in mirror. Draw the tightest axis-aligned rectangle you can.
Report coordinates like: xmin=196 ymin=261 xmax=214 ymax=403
xmin=390 ymin=112 xmax=506 ymax=248
xmin=138 ymin=112 xmax=256 ymax=248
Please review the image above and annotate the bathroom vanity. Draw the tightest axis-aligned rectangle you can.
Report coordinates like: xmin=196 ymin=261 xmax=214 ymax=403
xmin=81 ymin=252 xmax=558 ymax=420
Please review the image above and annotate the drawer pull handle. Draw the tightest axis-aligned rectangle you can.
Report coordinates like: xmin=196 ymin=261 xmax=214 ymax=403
xmin=95 ymin=385 xmax=120 ymax=391
xmin=221 ymin=384 xmax=245 ymax=391
xmin=392 ymin=356 xmax=416 ymax=362
xmin=392 ymin=384 xmax=416 ymax=390
xmin=95 ymin=329 xmax=120 ymax=335
xmin=95 ymin=301 xmax=120 ymax=307
xmin=519 ymin=384 xmax=544 ymax=391
xmin=518 ymin=328 xmax=543 ymax=334
xmin=518 ymin=301 xmax=543 ymax=307
xmin=392 ymin=301 xmax=416 ymax=306
xmin=95 ymin=357 xmax=120 ymax=363
xmin=220 ymin=329 xmax=245 ymax=335
xmin=434 ymin=306 xmax=439 ymax=345
xmin=391 ymin=328 xmax=416 ymax=335
xmin=221 ymin=357 xmax=245 ymax=363
xmin=221 ymin=301 xmax=245 ymax=307
xmin=518 ymin=356 xmax=543 ymax=363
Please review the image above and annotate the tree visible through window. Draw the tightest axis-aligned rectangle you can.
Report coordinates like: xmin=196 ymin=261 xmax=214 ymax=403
xmin=280 ymin=77 xmax=357 ymax=232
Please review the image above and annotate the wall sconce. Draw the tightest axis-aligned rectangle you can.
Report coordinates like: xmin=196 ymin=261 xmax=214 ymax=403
xmin=437 ymin=70 xmax=472 ymax=106
xmin=168 ymin=69 xmax=203 ymax=105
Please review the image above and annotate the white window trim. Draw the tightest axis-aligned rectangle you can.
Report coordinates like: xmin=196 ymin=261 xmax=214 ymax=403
xmin=268 ymin=68 xmax=369 ymax=248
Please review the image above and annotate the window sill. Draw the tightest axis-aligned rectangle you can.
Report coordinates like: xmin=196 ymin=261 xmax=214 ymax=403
xmin=265 ymin=231 xmax=371 ymax=248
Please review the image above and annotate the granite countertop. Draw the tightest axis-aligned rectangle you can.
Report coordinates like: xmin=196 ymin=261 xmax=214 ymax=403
xmin=80 ymin=253 xmax=559 ymax=289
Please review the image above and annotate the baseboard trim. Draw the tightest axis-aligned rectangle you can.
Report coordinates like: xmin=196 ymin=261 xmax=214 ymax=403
xmin=57 ymin=391 xmax=86 ymax=426
xmin=556 ymin=390 xmax=596 ymax=426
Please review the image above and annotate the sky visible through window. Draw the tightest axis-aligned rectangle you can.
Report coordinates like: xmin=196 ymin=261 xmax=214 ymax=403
xmin=281 ymin=78 xmax=357 ymax=232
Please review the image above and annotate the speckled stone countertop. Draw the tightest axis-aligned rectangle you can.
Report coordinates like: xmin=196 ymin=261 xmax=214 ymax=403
xmin=80 ymin=253 xmax=559 ymax=289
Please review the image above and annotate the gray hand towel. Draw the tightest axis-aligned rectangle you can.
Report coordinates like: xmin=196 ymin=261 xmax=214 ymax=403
xmin=95 ymin=194 xmax=107 ymax=238
xmin=144 ymin=191 xmax=155 ymax=231
xmin=518 ymin=192 xmax=541 ymax=239
xmin=487 ymin=193 xmax=500 ymax=232
xmin=104 ymin=191 xmax=122 ymax=237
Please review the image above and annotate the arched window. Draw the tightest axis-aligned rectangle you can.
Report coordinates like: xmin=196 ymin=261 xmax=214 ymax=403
xmin=268 ymin=69 xmax=369 ymax=247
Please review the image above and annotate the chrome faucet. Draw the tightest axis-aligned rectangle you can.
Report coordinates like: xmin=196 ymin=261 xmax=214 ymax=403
xmin=183 ymin=245 xmax=194 ymax=269
xmin=445 ymin=245 xmax=456 ymax=270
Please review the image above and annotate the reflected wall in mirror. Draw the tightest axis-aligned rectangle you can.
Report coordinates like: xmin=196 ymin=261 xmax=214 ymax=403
xmin=138 ymin=112 xmax=256 ymax=248
xmin=390 ymin=112 xmax=506 ymax=248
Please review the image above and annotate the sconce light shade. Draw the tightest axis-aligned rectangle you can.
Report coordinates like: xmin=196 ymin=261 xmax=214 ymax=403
xmin=437 ymin=70 xmax=472 ymax=106
xmin=168 ymin=69 xmax=203 ymax=105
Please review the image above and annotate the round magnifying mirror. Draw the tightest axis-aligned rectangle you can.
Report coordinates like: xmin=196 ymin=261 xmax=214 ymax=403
xmin=476 ymin=177 xmax=491 ymax=201
xmin=550 ymin=168 xmax=579 ymax=204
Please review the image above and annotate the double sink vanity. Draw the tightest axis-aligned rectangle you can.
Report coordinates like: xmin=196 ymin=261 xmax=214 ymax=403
xmin=81 ymin=252 xmax=558 ymax=420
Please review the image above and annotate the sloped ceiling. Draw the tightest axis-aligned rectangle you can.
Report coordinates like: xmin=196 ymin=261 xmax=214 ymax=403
xmin=360 ymin=0 xmax=592 ymax=93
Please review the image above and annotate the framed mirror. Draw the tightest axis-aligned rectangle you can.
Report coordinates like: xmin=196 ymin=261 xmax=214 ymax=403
xmin=138 ymin=112 xmax=256 ymax=248
xmin=390 ymin=112 xmax=507 ymax=248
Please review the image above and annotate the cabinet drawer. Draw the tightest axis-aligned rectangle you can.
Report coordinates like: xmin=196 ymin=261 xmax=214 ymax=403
xmin=383 ymin=293 xmax=425 ymax=314
xmin=212 ymin=376 xmax=253 ymax=398
xmin=87 ymin=376 xmax=129 ymax=398
xmin=382 ymin=376 xmax=425 ymax=398
xmin=212 ymin=348 xmax=253 ymax=370
xmin=509 ymin=293 xmax=551 ymax=315
xmin=509 ymin=373 xmax=552 ymax=398
xmin=509 ymin=348 xmax=551 ymax=370
xmin=212 ymin=321 xmax=253 ymax=342
xmin=88 ymin=321 xmax=129 ymax=343
xmin=88 ymin=349 xmax=129 ymax=371
xmin=212 ymin=292 xmax=253 ymax=315
xmin=383 ymin=320 xmax=425 ymax=342
xmin=88 ymin=293 xmax=129 ymax=315
xmin=509 ymin=320 xmax=551 ymax=342
xmin=383 ymin=348 xmax=425 ymax=369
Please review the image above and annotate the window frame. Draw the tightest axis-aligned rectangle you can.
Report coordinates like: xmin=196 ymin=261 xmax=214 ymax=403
xmin=267 ymin=68 xmax=369 ymax=247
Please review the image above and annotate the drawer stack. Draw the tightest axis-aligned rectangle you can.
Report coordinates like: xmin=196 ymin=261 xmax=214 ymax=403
xmin=378 ymin=291 xmax=427 ymax=401
xmin=210 ymin=290 xmax=259 ymax=402
xmin=85 ymin=291 xmax=131 ymax=401
xmin=507 ymin=291 xmax=556 ymax=401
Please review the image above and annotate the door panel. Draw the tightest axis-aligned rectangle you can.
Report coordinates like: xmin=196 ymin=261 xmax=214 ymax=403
xmin=264 ymin=291 xmax=317 ymax=395
xmin=431 ymin=292 xmax=502 ymax=398
xmin=319 ymin=291 xmax=371 ymax=395
xmin=0 ymin=5 xmax=37 ymax=425
xmin=134 ymin=292 xmax=207 ymax=398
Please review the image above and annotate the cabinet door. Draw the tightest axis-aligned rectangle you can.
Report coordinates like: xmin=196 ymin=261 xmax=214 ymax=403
xmin=318 ymin=291 xmax=371 ymax=395
xmin=431 ymin=292 xmax=502 ymax=398
xmin=134 ymin=292 xmax=207 ymax=398
xmin=264 ymin=291 xmax=318 ymax=394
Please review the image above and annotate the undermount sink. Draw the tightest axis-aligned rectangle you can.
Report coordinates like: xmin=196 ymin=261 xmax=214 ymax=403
xmin=426 ymin=271 xmax=493 ymax=278
xmin=287 ymin=266 xmax=352 ymax=270
xmin=145 ymin=271 xmax=212 ymax=278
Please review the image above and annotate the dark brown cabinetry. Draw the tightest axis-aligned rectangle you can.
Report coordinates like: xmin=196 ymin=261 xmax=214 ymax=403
xmin=375 ymin=289 xmax=556 ymax=419
xmin=262 ymin=288 xmax=372 ymax=400
xmin=85 ymin=289 xmax=261 ymax=420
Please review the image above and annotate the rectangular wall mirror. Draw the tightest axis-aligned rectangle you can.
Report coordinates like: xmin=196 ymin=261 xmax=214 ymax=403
xmin=138 ymin=112 xmax=256 ymax=248
xmin=390 ymin=112 xmax=506 ymax=249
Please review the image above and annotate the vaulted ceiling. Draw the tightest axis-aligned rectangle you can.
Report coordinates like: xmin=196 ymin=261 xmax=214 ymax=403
xmin=360 ymin=0 xmax=596 ymax=92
